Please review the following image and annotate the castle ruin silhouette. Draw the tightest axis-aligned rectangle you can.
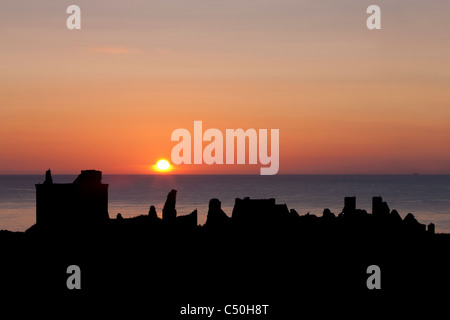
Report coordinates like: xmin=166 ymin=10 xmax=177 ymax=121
xmin=35 ymin=169 xmax=109 ymax=228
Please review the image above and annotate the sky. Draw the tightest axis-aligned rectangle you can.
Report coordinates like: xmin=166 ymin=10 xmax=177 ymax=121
xmin=1 ymin=0 xmax=449 ymax=174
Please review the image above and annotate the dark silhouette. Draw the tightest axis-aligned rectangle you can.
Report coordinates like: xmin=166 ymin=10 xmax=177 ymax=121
xmin=372 ymin=196 xmax=390 ymax=217
xmin=44 ymin=169 xmax=53 ymax=185
xmin=176 ymin=209 xmax=197 ymax=230
xmin=231 ymin=197 xmax=291 ymax=230
xmin=148 ymin=205 xmax=157 ymax=219
xmin=35 ymin=170 xmax=108 ymax=229
xmin=1 ymin=169 xmax=450 ymax=317
xmin=343 ymin=196 xmax=356 ymax=214
xmin=162 ymin=189 xmax=177 ymax=223
xmin=205 ymin=198 xmax=231 ymax=230
xmin=428 ymin=222 xmax=435 ymax=234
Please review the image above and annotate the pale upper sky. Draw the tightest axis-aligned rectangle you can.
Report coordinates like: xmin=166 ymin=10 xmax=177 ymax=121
xmin=1 ymin=0 xmax=449 ymax=174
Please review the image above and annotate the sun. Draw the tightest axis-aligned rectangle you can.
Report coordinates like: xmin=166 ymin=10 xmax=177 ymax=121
xmin=154 ymin=159 xmax=171 ymax=172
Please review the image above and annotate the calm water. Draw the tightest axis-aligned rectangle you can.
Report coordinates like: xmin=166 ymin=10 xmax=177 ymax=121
xmin=0 ymin=175 xmax=449 ymax=233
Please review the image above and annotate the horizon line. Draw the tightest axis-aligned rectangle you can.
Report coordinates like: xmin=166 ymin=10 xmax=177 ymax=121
xmin=1 ymin=173 xmax=449 ymax=176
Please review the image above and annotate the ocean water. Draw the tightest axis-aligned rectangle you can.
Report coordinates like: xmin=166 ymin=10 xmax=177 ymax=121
xmin=0 ymin=174 xmax=449 ymax=233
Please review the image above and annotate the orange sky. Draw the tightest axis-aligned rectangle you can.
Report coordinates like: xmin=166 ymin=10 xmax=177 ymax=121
xmin=1 ymin=0 xmax=450 ymax=174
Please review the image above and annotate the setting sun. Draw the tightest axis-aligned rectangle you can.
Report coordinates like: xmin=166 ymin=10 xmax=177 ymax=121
xmin=155 ymin=159 xmax=171 ymax=172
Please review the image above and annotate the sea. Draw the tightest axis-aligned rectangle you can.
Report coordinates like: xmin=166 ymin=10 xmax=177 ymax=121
xmin=0 ymin=174 xmax=449 ymax=233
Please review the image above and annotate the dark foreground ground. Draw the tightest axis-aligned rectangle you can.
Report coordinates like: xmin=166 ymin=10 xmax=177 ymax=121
xmin=1 ymin=217 xmax=450 ymax=318
xmin=3 ymin=171 xmax=443 ymax=317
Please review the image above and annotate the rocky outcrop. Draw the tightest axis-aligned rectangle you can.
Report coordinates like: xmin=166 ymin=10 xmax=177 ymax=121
xmin=205 ymin=199 xmax=231 ymax=229
xmin=149 ymin=205 xmax=157 ymax=219
xmin=162 ymin=189 xmax=177 ymax=223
